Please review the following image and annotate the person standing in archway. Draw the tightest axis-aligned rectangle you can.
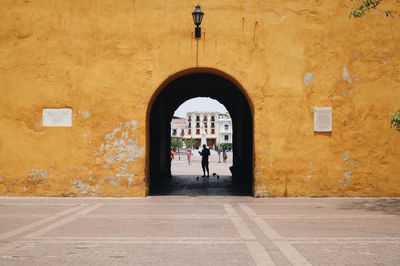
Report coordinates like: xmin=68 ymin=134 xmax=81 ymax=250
xmin=186 ymin=149 xmax=192 ymax=165
xmin=223 ymin=149 xmax=227 ymax=163
xmin=199 ymin=144 xmax=210 ymax=177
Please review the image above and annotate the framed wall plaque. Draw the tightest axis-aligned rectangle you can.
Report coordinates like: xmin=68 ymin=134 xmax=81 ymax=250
xmin=314 ymin=107 xmax=332 ymax=132
xmin=42 ymin=108 xmax=72 ymax=127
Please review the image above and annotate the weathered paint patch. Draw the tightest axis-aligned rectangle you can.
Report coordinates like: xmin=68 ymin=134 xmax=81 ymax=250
xmin=254 ymin=184 xmax=272 ymax=197
xmin=339 ymin=170 xmax=353 ymax=186
xmin=342 ymin=66 xmax=352 ymax=83
xmin=339 ymin=150 xmax=357 ymax=186
xmin=73 ymin=179 xmax=89 ymax=193
xmin=304 ymin=72 xmax=313 ymax=86
xmin=72 ymin=179 xmax=101 ymax=195
xmin=28 ymin=169 xmax=48 ymax=185
xmin=108 ymin=176 xmax=119 ymax=187
xmin=90 ymin=120 xmax=143 ymax=191
xmin=98 ymin=121 xmax=144 ymax=165
xmin=116 ymin=163 xmax=135 ymax=185
xmin=127 ymin=176 xmax=135 ymax=185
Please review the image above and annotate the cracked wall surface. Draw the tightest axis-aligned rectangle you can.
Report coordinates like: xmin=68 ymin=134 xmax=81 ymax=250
xmin=0 ymin=0 xmax=399 ymax=196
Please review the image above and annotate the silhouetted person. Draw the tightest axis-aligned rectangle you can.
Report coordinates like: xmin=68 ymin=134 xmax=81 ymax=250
xmin=199 ymin=144 xmax=210 ymax=177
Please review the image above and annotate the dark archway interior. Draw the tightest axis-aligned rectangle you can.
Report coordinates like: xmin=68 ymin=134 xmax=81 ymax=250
xmin=149 ymin=72 xmax=253 ymax=195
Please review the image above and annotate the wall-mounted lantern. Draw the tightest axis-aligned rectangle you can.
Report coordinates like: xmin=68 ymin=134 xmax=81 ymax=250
xmin=192 ymin=4 xmax=204 ymax=39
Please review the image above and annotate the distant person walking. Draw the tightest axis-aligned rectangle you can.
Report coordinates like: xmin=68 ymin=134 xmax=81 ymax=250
xmin=223 ymin=149 xmax=227 ymax=163
xmin=199 ymin=144 xmax=210 ymax=177
xmin=186 ymin=149 xmax=192 ymax=165
xmin=170 ymin=148 xmax=174 ymax=161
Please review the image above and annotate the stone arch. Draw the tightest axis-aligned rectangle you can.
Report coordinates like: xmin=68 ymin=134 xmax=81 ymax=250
xmin=146 ymin=68 xmax=254 ymax=196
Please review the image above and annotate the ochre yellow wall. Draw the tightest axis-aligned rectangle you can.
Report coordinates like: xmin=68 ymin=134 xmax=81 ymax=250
xmin=0 ymin=0 xmax=399 ymax=196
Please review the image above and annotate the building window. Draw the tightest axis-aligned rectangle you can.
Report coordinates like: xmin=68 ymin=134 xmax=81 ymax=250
xmin=188 ymin=117 xmax=191 ymax=121
xmin=211 ymin=122 xmax=215 ymax=128
xmin=211 ymin=116 xmax=215 ymax=121
xmin=196 ymin=122 xmax=200 ymax=128
xmin=224 ymin=124 xmax=229 ymax=130
xmin=196 ymin=116 xmax=200 ymax=121
xmin=196 ymin=129 xmax=200 ymax=134
xmin=172 ymin=129 xmax=177 ymax=136
xmin=188 ymin=129 xmax=191 ymax=134
xmin=224 ymin=135 xmax=229 ymax=141
xmin=203 ymin=116 xmax=208 ymax=121
xmin=204 ymin=123 xmax=207 ymax=128
xmin=211 ymin=129 xmax=215 ymax=134
xmin=180 ymin=130 xmax=184 ymax=137
xmin=188 ymin=122 xmax=191 ymax=127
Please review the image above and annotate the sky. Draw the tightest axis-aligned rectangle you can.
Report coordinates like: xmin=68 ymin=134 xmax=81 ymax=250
xmin=173 ymin=97 xmax=228 ymax=118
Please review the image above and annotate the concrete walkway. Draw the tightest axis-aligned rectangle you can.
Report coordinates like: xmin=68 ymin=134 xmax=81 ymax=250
xmin=1 ymin=197 xmax=400 ymax=265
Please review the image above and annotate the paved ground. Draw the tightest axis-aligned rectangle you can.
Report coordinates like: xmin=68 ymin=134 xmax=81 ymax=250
xmin=171 ymin=149 xmax=233 ymax=176
xmin=1 ymin=197 xmax=400 ymax=265
xmin=152 ymin=150 xmax=252 ymax=196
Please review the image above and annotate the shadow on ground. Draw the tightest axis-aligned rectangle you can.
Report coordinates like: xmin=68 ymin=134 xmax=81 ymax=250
xmin=338 ymin=198 xmax=400 ymax=216
xmin=150 ymin=175 xmax=251 ymax=196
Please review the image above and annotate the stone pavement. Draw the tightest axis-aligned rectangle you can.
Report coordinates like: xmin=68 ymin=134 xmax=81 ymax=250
xmin=151 ymin=150 xmax=253 ymax=196
xmin=1 ymin=197 xmax=400 ymax=265
xmin=171 ymin=149 xmax=232 ymax=176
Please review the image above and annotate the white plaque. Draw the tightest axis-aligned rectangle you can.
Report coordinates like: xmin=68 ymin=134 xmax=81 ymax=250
xmin=314 ymin=107 xmax=332 ymax=132
xmin=42 ymin=108 xmax=72 ymax=127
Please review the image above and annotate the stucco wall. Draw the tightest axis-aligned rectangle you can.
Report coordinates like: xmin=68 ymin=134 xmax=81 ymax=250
xmin=0 ymin=0 xmax=399 ymax=196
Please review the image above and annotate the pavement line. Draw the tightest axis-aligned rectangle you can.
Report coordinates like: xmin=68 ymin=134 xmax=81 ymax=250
xmin=256 ymin=215 xmax=398 ymax=219
xmin=18 ymin=239 xmax=247 ymax=245
xmin=25 ymin=204 xmax=103 ymax=239
xmin=0 ymin=203 xmax=80 ymax=206
xmin=248 ymin=203 xmax=331 ymax=206
xmin=240 ymin=204 xmax=311 ymax=266
xmin=83 ymin=215 xmax=233 ymax=219
xmin=239 ymin=204 xmax=281 ymax=240
xmin=223 ymin=204 xmax=256 ymax=240
xmin=284 ymin=237 xmax=400 ymax=244
xmin=245 ymin=241 xmax=276 ymax=266
xmin=274 ymin=242 xmax=312 ymax=266
xmin=0 ymin=204 xmax=88 ymax=241
xmin=283 ymin=237 xmax=400 ymax=241
xmin=31 ymin=237 xmax=243 ymax=241
xmin=223 ymin=203 xmax=239 ymax=216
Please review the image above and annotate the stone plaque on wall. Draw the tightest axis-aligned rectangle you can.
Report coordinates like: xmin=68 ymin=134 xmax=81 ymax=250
xmin=42 ymin=108 xmax=72 ymax=127
xmin=314 ymin=107 xmax=332 ymax=132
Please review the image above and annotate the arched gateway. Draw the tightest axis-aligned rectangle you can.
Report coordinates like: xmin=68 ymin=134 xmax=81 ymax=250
xmin=147 ymin=68 xmax=254 ymax=196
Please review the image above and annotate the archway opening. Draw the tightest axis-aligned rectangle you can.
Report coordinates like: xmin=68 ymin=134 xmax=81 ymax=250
xmin=148 ymin=69 xmax=253 ymax=196
xmin=170 ymin=98 xmax=232 ymax=177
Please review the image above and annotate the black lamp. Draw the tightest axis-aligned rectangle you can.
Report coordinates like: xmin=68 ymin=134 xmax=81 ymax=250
xmin=192 ymin=4 xmax=204 ymax=39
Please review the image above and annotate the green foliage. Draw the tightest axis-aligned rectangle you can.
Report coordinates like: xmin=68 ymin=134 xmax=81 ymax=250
xmin=350 ymin=0 xmax=392 ymax=18
xmin=220 ymin=143 xmax=233 ymax=151
xmin=185 ymin=138 xmax=195 ymax=149
xmin=391 ymin=110 xmax=400 ymax=130
xmin=171 ymin=138 xmax=183 ymax=150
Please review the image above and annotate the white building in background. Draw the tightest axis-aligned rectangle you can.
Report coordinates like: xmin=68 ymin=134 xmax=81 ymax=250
xmin=217 ymin=113 xmax=232 ymax=148
xmin=170 ymin=112 xmax=232 ymax=149
xmin=170 ymin=116 xmax=186 ymax=139
xmin=186 ymin=112 xmax=218 ymax=148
